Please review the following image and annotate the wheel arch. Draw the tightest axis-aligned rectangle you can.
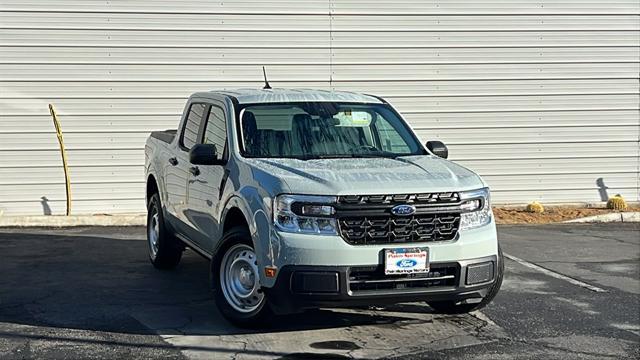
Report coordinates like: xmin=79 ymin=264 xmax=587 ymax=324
xmin=215 ymin=194 xmax=272 ymax=272
xmin=223 ymin=207 xmax=250 ymax=234
xmin=217 ymin=196 xmax=256 ymax=251
xmin=146 ymin=174 xmax=159 ymax=207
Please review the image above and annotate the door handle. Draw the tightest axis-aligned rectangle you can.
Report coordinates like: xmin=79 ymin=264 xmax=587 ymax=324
xmin=168 ymin=157 xmax=178 ymax=166
xmin=189 ymin=166 xmax=200 ymax=176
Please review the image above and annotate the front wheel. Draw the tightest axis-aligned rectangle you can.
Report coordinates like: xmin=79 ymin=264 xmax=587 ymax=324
xmin=212 ymin=227 xmax=273 ymax=328
xmin=427 ymin=246 xmax=504 ymax=314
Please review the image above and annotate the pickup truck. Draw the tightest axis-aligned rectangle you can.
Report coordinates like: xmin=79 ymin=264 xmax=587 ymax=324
xmin=144 ymin=89 xmax=503 ymax=327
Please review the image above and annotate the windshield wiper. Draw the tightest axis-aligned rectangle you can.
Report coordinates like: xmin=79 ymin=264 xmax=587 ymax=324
xmin=288 ymin=154 xmax=359 ymax=160
xmin=298 ymin=153 xmax=399 ymax=159
xmin=352 ymin=153 xmax=398 ymax=159
xmin=287 ymin=152 xmax=402 ymax=160
xmin=312 ymin=154 xmax=358 ymax=159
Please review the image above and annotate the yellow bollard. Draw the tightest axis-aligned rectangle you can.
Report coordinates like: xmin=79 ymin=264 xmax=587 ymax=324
xmin=48 ymin=104 xmax=72 ymax=216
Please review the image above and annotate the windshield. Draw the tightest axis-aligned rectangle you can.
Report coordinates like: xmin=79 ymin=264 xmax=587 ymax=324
xmin=238 ymin=102 xmax=423 ymax=159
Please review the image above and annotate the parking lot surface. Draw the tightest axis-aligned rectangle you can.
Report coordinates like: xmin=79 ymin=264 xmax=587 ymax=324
xmin=0 ymin=223 xmax=638 ymax=359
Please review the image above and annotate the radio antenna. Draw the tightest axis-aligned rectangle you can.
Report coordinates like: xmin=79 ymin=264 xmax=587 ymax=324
xmin=262 ymin=66 xmax=272 ymax=89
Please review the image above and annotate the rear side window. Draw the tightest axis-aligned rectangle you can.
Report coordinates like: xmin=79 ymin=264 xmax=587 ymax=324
xmin=202 ymin=105 xmax=227 ymax=156
xmin=180 ymin=103 xmax=206 ymax=149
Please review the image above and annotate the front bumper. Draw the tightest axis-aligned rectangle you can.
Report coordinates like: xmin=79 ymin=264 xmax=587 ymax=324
xmin=258 ymin=219 xmax=498 ymax=288
xmin=264 ymin=255 xmax=497 ymax=313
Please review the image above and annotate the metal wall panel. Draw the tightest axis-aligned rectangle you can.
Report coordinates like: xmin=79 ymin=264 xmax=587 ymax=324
xmin=330 ymin=1 xmax=640 ymax=15
xmin=329 ymin=0 xmax=639 ymax=206
xmin=0 ymin=0 xmax=638 ymax=215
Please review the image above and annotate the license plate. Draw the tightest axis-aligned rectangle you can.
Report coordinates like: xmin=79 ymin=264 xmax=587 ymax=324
xmin=385 ymin=247 xmax=429 ymax=275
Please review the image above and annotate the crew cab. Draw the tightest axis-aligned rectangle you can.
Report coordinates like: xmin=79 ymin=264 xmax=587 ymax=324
xmin=144 ymin=89 xmax=503 ymax=327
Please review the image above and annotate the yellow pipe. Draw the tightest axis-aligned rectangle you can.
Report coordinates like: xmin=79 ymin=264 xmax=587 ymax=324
xmin=48 ymin=104 xmax=72 ymax=216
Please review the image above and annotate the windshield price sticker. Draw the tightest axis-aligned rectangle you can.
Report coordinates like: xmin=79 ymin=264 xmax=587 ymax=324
xmin=385 ymin=248 xmax=429 ymax=275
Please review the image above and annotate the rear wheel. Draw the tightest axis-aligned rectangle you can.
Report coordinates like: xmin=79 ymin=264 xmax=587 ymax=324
xmin=147 ymin=193 xmax=183 ymax=269
xmin=428 ymin=246 xmax=504 ymax=314
xmin=212 ymin=227 xmax=272 ymax=328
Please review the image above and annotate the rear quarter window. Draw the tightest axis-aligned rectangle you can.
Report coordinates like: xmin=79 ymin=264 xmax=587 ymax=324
xmin=180 ymin=103 xmax=206 ymax=149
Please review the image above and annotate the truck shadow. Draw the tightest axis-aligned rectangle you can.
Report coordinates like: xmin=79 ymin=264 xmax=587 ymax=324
xmin=0 ymin=229 xmax=436 ymax=337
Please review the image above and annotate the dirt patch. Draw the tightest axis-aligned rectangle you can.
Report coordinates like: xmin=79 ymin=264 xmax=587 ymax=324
xmin=493 ymin=206 xmax=640 ymax=225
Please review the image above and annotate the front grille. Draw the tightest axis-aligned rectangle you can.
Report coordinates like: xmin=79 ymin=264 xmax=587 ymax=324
xmin=336 ymin=192 xmax=462 ymax=245
xmin=339 ymin=192 xmax=460 ymax=205
xmin=349 ymin=264 xmax=458 ymax=293
xmin=339 ymin=213 xmax=460 ymax=245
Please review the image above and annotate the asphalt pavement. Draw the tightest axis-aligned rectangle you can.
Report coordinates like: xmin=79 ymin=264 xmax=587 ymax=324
xmin=0 ymin=223 xmax=638 ymax=359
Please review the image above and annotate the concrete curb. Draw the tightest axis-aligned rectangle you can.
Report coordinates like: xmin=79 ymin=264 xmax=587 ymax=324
xmin=563 ymin=212 xmax=640 ymax=223
xmin=0 ymin=214 xmax=146 ymax=227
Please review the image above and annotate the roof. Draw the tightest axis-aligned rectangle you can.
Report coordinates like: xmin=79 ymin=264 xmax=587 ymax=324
xmin=191 ymin=88 xmax=384 ymax=105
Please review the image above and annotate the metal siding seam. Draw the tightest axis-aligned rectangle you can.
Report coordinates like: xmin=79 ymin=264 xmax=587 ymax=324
xmin=329 ymin=0 xmax=333 ymax=89
xmin=637 ymin=76 xmax=640 ymax=201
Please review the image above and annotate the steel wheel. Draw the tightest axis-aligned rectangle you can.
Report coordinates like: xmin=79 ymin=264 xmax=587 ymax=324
xmin=146 ymin=192 xmax=182 ymax=269
xmin=220 ymin=244 xmax=265 ymax=313
xmin=148 ymin=204 xmax=160 ymax=260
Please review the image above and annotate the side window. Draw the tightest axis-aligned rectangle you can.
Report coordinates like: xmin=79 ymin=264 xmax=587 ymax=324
xmin=374 ymin=115 xmax=411 ymax=153
xmin=202 ymin=105 xmax=227 ymax=156
xmin=180 ymin=103 xmax=206 ymax=150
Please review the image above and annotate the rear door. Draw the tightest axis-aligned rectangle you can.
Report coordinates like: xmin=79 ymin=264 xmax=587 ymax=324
xmin=184 ymin=102 xmax=229 ymax=252
xmin=164 ymin=101 xmax=207 ymax=235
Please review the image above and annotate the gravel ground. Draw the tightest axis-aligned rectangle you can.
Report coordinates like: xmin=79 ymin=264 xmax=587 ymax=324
xmin=493 ymin=206 xmax=640 ymax=224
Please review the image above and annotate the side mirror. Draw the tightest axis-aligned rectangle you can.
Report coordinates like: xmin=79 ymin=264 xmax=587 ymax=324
xmin=189 ymin=144 xmax=225 ymax=165
xmin=426 ymin=140 xmax=448 ymax=159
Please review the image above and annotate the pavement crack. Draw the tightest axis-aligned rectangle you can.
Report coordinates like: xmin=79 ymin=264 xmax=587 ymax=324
xmin=536 ymin=259 xmax=640 ymax=265
xmin=558 ymin=229 xmax=638 ymax=246
xmin=538 ymin=341 xmax=624 ymax=358
xmin=229 ymin=340 xmax=248 ymax=360
xmin=501 ymin=337 xmax=626 ymax=359
xmin=14 ymin=338 xmax=32 ymax=358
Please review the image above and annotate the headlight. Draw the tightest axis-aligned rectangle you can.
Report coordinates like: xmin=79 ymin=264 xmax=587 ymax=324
xmin=459 ymin=187 xmax=492 ymax=230
xmin=273 ymin=194 xmax=338 ymax=235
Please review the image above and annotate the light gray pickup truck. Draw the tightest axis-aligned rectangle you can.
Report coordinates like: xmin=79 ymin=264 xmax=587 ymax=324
xmin=144 ymin=89 xmax=503 ymax=326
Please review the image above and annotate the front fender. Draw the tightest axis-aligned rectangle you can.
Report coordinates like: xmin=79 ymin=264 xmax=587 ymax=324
xmin=219 ymin=191 xmax=279 ymax=287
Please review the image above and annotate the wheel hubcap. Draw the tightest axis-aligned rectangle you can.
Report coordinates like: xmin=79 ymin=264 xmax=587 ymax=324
xmin=220 ymin=244 xmax=265 ymax=313
xmin=148 ymin=206 xmax=159 ymax=259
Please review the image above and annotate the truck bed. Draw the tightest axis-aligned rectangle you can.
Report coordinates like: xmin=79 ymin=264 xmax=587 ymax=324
xmin=150 ymin=129 xmax=177 ymax=144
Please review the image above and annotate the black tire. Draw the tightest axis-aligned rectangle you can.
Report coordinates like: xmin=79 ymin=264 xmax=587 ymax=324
xmin=211 ymin=226 xmax=273 ymax=328
xmin=428 ymin=246 xmax=504 ymax=314
xmin=147 ymin=193 xmax=183 ymax=270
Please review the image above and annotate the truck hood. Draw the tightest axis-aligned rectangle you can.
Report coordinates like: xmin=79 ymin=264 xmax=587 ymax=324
xmin=243 ymin=155 xmax=485 ymax=195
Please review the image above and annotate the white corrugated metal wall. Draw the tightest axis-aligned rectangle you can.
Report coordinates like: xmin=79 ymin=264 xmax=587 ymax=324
xmin=0 ymin=0 xmax=638 ymax=215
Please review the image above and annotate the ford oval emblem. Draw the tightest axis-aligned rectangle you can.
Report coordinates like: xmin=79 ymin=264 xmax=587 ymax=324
xmin=397 ymin=259 xmax=418 ymax=268
xmin=391 ymin=204 xmax=416 ymax=216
